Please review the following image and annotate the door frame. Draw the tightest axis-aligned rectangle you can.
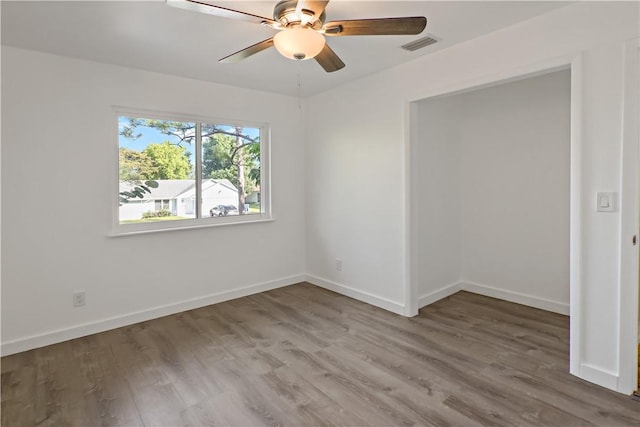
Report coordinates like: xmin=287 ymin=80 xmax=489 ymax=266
xmin=618 ymin=37 xmax=640 ymax=394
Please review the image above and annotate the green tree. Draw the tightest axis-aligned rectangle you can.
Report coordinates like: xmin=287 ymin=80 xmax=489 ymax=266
xmin=118 ymin=148 xmax=159 ymax=204
xmin=119 ymin=147 xmax=158 ymax=181
xmin=202 ymin=133 xmax=234 ymax=178
xmin=143 ymin=141 xmax=192 ymax=179
xmin=202 ymin=132 xmax=260 ymax=196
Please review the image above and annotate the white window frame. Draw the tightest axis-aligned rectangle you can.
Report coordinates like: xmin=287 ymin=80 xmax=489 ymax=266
xmin=111 ymin=107 xmax=272 ymax=236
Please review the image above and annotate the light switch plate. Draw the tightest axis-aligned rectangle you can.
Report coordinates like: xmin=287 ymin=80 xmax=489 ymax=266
xmin=596 ymin=192 xmax=616 ymax=213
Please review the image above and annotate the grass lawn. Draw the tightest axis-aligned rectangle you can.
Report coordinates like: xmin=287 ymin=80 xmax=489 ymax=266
xmin=120 ymin=216 xmax=186 ymax=224
xmin=121 ymin=204 xmax=260 ymax=223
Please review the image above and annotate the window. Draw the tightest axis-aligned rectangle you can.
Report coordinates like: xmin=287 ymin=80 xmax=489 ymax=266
xmin=116 ymin=110 xmax=270 ymax=234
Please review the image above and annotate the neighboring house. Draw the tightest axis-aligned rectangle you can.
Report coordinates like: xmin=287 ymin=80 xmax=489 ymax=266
xmin=119 ymin=179 xmax=239 ymax=220
xmin=245 ymin=187 xmax=260 ymax=204
xmin=190 ymin=179 xmax=240 ymax=216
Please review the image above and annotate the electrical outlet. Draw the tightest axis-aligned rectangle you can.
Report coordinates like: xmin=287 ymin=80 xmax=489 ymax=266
xmin=336 ymin=259 xmax=343 ymax=272
xmin=73 ymin=291 xmax=86 ymax=307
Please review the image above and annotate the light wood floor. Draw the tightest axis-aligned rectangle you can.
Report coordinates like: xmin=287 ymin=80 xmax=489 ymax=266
xmin=2 ymin=283 xmax=638 ymax=426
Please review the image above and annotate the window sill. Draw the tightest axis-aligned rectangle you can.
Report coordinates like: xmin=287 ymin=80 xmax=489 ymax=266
xmin=109 ymin=214 xmax=274 ymax=237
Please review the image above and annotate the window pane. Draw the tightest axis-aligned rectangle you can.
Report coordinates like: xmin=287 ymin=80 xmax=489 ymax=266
xmin=201 ymin=124 xmax=261 ymax=218
xmin=118 ymin=116 xmax=195 ymax=224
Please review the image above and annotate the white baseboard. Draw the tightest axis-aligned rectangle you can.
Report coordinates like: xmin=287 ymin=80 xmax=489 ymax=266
xmin=579 ymin=363 xmax=619 ymax=391
xmin=305 ymin=274 xmax=406 ymax=316
xmin=459 ymin=281 xmax=570 ymax=315
xmin=1 ymin=274 xmax=306 ymax=356
xmin=418 ymin=282 xmax=461 ymax=308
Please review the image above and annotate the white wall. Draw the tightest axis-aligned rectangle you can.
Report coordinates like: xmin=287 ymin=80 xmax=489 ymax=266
xmin=304 ymin=83 xmax=408 ymax=313
xmin=458 ymin=71 xmax=571 ymax=307
xmin=413 ymin=95 xmax=462 ymax=303
xmin=305 ymin=1 xmax=638 ymax=393
xmin=1 ymin=47 xmax=306 ymax=354
xmin=414 ymin=70 xmax=571 ymax=312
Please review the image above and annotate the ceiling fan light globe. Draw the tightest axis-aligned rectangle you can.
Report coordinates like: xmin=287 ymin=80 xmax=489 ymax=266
xmin=273 ymin=27 xmax=325 ymax=60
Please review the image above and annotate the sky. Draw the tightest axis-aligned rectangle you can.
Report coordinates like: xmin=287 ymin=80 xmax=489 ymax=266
xmin=118 ymin=116 xmax=260 ymax=164
xmin=118 ymin=116 xmax=180 ymax=152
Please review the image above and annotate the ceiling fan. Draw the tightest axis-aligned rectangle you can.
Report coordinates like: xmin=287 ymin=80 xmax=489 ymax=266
xmin=166 ymin=0 xmax=427 ymax=72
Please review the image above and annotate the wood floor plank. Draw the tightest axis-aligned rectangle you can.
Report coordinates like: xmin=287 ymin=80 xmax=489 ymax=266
xmin=315 ymin=344 xmax=481 ymax=427
xmin=336 ymin=326 xmax=543 ymax=426
xmin=259 ymin=367 xmax=371 ymax=426
xmin=133 ymin=382 xmax=187 ymax=426
xmin=483 ymin=362 xmax=638 ymax=426
xmin=2 ymin=284 xmax=638 ymax=426
xmin=1 ymin=366 xmax=36 ymax=427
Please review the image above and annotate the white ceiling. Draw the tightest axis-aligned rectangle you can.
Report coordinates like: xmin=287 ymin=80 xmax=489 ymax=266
xmin=1 ymin=1 xmax=571 ymax=97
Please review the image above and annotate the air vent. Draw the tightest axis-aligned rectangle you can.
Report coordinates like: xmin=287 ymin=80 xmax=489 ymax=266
xmin=401 ymin=35 xmax=439 ymax=52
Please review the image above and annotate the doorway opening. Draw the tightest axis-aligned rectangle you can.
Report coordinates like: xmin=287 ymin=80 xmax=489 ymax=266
xmin=407 ymin=66 xmax=578 ymax=373
xmin=410 ymin=68 xmax=571 ymax=312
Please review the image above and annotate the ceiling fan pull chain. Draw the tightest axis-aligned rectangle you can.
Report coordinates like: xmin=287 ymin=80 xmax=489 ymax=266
xmin=297 ymin=61 xmax=302 ymax=110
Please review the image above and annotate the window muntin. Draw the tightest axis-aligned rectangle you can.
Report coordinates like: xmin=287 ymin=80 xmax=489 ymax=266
xmin=117 ymin=113 xmax=267 ymax=231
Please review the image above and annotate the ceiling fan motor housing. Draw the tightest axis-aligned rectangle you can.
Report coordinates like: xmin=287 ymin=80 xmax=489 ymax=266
xmin=273 ymin=0 xmax=325 ymax=28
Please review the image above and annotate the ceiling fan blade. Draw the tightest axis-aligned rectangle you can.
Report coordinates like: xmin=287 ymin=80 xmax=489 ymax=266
xmin=315 ymin=44 xmax=345 ymax=73
xmin=219 ymin=38 xmax=274 ymax=63
xmin=324 ymin=17 xmax=427 ymax=36
xmin=166 ymin=0 xmax=278 ymax=26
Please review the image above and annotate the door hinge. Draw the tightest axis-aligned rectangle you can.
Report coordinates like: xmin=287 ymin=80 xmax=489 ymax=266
xmin=633 ymin=235 xmax=637 ymax=246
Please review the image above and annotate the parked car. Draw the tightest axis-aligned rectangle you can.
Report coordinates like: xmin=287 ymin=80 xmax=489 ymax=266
xmin=210 ymin=204 xmax=238 ymax=217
